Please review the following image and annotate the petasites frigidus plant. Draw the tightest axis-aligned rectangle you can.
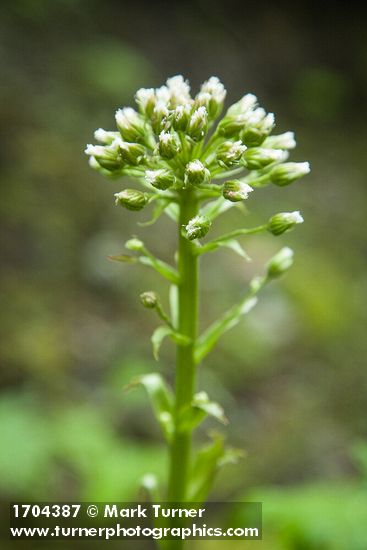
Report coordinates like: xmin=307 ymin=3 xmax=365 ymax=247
xmin=85 ymin=75 xmax=309 ymax=505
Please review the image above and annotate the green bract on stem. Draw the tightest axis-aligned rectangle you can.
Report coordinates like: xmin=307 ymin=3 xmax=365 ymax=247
xmin=85 ymin=75 xmax=310 ymax=547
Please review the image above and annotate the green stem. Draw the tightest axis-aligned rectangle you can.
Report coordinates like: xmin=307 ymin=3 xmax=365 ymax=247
xmin=168 ymin=188 xmax=199 ymax=504
xmin=196 ymin=225 xmax=268 ymax=255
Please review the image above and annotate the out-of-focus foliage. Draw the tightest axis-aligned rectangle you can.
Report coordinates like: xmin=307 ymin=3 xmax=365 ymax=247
xmin=195 ymin=481 xmax=367 ymax=550
xmin=1 ymin=1 xmax=367 ymax=547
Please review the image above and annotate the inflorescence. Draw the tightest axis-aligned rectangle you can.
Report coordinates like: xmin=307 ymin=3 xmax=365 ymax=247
xmin=85 ymin=75 xmax=309 ymax=246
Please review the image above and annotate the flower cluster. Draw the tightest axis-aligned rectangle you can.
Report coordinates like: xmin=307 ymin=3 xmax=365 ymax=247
xmin=85 ymin=75 xmax=310 ymax=238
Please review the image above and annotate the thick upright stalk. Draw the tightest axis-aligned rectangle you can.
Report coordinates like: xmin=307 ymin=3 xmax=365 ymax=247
xmin=168 ymin=188 xmax=199 ymax=502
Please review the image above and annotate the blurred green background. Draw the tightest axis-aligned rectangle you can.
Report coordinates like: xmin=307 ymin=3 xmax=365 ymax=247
xmin=1 ymin=1 xmax=367 ymax=548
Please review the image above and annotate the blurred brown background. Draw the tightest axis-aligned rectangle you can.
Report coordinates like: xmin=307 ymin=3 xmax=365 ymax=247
xmin=1 ymin=1 xmax=367 ymax=548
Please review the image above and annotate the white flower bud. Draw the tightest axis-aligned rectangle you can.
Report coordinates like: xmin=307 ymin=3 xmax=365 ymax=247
xmin=187 ymin=106 xmax=208 ymax=141
xmin=222 ymin=180 xmax=253 ymax=202
xmin=158 ymin=131 xmax=181 ymax=159
xmin=267 ymin=247 xmax=294 ymax=278
xmin=114 ymin=189 xmax=148 ymax=211
xmin=263 ymin=131 xmax=296 ymax=150
xmin=216 ymin=140 xmax=247 ymax=168
xmin=155 ymin=85 xmax=171 ymax=104
xmin=125 ymin=237 xmax=145 ymax=251
xmin=185 ymin=214 xmax=212 ymax=240
xmin=184 ymin=160 xmax=211 ymax=187
xmin=195 ymin=92 xmax=211 ymax=109
xmin=135 ymin=87 xmax=156 ymax=118
xmin=140 ymin=291 xmax=158 ymax=309
xmin=85 ymin=144 xmax=111 ymax=157
xmin=227 ymin=93 xmax=258 ymax=117
xmin=270 ymin=162 xmax=310 ymax=186
xmin=115 ymin=107 xmax=145 ymax=143
xmin=267 ymin=211 xmax=304 ymax=235
xmin=151 ymin=101 xmax=170 ymax=134
xmin=166 ymin=75 xmax=191 ymax=107
xmin=145 ymin=169 xmax=176 ymax=190
xmin=88 ymin=156 xmax=100 ymax=170
xmin=94 ymin=128 xmax=119 ymax=144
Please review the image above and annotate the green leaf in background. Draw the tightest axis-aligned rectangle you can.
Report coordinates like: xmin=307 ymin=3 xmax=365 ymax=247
xmin=138 ymin=198 xmax=172 ymax=227
xmin=151 ymin=326 xmax=190 ymax=360
xmin=139 ymin=255 xmax=180 ymax=284
xmin=164 ymin=202 xmax=179 ymax=222
xmin=243 ymin=483 xmax=367 ymax=550
xmin=0 ymin=395 xmax=166 ymax=502
xmin=151 ymin=326 xmax=173 ymax=360
xmin=187 ymin=432 xmax=244 ymax=502
xmin=193 ymin=392 xmax=228 ymax=424
xmin=125 ymin=373 xmax=174 ymax=441
xmin=179 ymin=391 xmax=228 ymax=432
xmin=217 ymin=238 xmax=251 ymax=260
xmin=199 ymin=237 xmax=251 ymax=259
xmin=201 ymin=196 xmax=234 ymax=220
xmin=107 ymin=254 xmax=138 ymax=263
xmin=195 ymin=295 xmax=259 ymax=364
xmin=0 ymin=395 xmax=52 ymax=496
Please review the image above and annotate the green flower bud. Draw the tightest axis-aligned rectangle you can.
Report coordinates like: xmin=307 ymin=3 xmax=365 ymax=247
xmin=263 ymin=131 xmax=296 ymax=150
xmin=185 ymin=215 xmax=212 ymax=240
xmin=241 ymin=128 xmax=268 ymax=147
xmin=118 ymin=141 xmax=146 ymax=166
xmin=135 ymin=88 xmax=156 ymax=118
xmin=267 ymin=211 xmax=304 ymax=235
xmin=184 ymin=160 xmax=211 ymax=187
xmin=196 ymin=76 xmax=226 ymax=119
xmin=270 ymin=162 xmax=310 ymax=186
xmin=115 ymin=107 xmax=146 ymax=143
xmin=171 ymin=104 xmax=192 ymax=132
xmin=218 ymin=94 xmax=258 ymax=137
xmin=145 ymin=169 xmax=176 ymax=190
xmin=217 ymin=116 xmax=245 ymax=138
xmin=114 ymin=189 xmax=148 ymax=211
xmin=240 ymin=110 xmax=275 ymax=147
xmin=216 ymin=140 xmax=247 ymax=168
xmin=151 ymin=101 xmax=170 ymax=134
xmin=140 ymin=291 xmax=158 ymax=309
xmin=158 ymin=131 xmax=181 ymax=159
xmin=242 ymin=147 xmax=286 ymax=170
xmin=187 ymin=106 xmax=208 ymax=142
xmin=84 ymin=142 xmax=122 ymax=171
xmin=222 ymin=180 xmax=253 ymax=202
xmin=266 ymin=247 xmax=294 ymax=278
xmin=125 ymin=238 xmax=144 ymax=251
xmin=88 ymin=155 xmax=116 ymax=176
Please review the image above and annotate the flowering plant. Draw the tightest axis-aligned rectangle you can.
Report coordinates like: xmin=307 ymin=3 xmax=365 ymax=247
xmin=85 ymin=75 xmax=309 ymax=508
